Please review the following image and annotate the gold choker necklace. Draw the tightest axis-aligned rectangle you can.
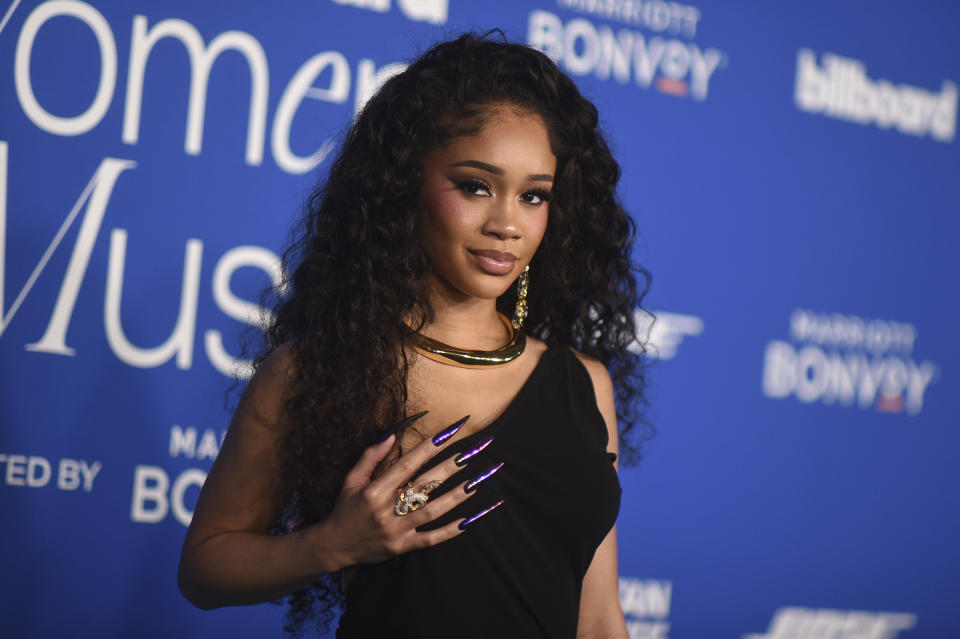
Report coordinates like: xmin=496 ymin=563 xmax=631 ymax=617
xmin=410 ymin=313 xmax=525 ymax=368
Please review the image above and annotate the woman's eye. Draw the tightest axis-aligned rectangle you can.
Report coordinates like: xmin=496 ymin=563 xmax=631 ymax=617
xmin=521 ymin=189 xmax=552 ymax=206
xmin=456 ymin=179 xmax=492 ymax=197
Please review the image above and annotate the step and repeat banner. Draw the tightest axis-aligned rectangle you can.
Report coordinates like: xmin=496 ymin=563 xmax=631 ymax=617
xmin=1 ymin=0 xmax=957 ymax=637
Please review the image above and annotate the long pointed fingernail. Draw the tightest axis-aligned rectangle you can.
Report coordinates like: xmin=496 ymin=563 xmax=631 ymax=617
xmin=432 ymin=415 xmax=469 ymax=446
xmin=464 ymin=462 xmax=504 ymax=493
xmin=458 ymin=499 xmax=504 ymax=530
xmin=377 ymin=410 xmax=428 ymax=443
xmin=454 ymin=437 xmax=494 ymax=467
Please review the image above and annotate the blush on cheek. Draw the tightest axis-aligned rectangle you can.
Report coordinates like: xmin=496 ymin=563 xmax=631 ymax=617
xmin=426 ymin=188 xmax=473 ymax=228
xmin=529 ymin=210 xmax=549 ymax=243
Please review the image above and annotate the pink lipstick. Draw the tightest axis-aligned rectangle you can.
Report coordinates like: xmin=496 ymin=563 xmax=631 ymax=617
xmin=469 ymin=249 xmax=517 ymax=275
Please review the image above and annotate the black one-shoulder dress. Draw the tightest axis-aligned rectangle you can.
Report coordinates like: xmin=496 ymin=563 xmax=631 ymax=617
xmin=337 ymin=345 xmax=621 ymax=638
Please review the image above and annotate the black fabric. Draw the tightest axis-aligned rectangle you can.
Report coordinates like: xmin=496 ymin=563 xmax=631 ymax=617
xmin=336 ymin=345 xmax=621 ymax=638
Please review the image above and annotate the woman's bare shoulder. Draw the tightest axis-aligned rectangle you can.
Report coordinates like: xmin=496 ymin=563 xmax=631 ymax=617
xmin=523 ymin=335 xmax=550 ymax=361
xmin=235 ymin=341 xmax=298 ymax=434
xmin=259 ymin=340 xmax=297 ymax=375
xmin=567 ymin=347 xmax=613 ymax=389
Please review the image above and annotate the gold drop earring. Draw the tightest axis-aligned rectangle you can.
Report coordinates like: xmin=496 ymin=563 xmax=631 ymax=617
xmin=511 ymin=265 xmax=529 ymax=330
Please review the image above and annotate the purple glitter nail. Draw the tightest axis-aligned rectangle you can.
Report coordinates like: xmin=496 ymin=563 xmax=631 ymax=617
xmin=459 ymin=500 xmax=505 ymax=530
xmin=464 ymin=462 xmax=504 ymax=493
xmin=454 ymin=437 xmax=494 ymax=467
xmin=377 ymin=410 xmax=428 ymax=443
xmin=432 ymin=415 xmax=470 ymax=446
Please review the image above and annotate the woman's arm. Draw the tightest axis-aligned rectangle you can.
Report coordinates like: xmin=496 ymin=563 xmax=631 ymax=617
xmin=177 ymin=344 xmax=339 ymax=608
xmin=574 ymin=353 xmax=630 ymax=639
xmin=178 ymin=343 xmax=478 ymax=609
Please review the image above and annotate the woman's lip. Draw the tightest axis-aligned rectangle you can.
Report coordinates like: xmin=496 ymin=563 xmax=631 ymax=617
xmin=469 ymin=249 xmax=517 ymax=275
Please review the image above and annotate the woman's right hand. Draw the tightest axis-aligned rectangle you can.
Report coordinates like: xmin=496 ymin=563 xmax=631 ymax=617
xmin=311 ymin=414 xmax=502 ymax=570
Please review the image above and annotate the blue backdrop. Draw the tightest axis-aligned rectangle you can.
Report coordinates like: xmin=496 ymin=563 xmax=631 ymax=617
xmin=1 ymin=1 xmax=957 ymax=637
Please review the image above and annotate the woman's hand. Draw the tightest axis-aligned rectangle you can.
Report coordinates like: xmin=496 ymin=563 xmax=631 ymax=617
xmin=180 ymin=350 xmax=504 ymax=609
xmin=311 ymin=415 xmax=502 ymax=571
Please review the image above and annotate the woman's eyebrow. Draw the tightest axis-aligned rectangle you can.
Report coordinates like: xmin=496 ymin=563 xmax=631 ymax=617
xmin=449 ymin=160 xmax=554 ymax=183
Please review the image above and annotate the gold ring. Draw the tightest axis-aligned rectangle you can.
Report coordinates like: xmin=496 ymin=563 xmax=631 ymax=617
xmin=394 ymin=480 xmax=443 ymax=516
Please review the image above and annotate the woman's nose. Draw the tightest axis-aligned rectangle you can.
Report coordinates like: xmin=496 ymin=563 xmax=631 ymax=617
xmin=481 ymin=198 xmax=522 ymax=240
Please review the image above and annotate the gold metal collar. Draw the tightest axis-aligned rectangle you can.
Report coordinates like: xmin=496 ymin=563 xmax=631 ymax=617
xmin=410 ymin=313 xmax=526 ymax=368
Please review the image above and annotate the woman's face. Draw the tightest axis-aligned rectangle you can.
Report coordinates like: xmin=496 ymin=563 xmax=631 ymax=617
xmin=418 ymin=106 xmax=556 ymax=304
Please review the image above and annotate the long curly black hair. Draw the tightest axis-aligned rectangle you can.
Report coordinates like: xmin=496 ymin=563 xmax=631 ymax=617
xmin=253 ymin=31 xmax=652 ymax=636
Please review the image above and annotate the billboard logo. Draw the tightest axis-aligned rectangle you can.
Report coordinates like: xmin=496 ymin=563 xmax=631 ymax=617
xmin=795 ymin=48 xmax=957 ymax=142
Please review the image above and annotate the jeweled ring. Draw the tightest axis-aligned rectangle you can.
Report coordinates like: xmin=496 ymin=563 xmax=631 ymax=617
xmin=394 ymin=480 xmax=443 ymax=516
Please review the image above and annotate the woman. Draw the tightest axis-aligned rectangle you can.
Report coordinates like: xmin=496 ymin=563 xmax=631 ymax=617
xmin=178 ymin=32 xmax=650 ymax=638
